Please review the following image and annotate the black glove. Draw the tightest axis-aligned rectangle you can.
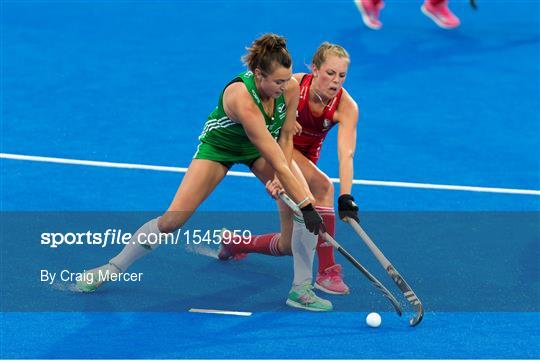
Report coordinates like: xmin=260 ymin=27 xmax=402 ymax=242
xmin=338 ymin=194 xmax=359 ymax=223
xmin=300 ymin=203 xmax=325 ymax=235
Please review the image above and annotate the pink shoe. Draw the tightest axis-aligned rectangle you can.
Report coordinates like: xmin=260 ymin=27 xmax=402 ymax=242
xmin=218 ymin=229 xmax=248 ymax=261
xmin=315 ymin=264 xmax=350 ymax=295
xmin=421 ymin=0 xmax=461 ymax=29
xmin=355 ymin=0 xmax=384 ymax=30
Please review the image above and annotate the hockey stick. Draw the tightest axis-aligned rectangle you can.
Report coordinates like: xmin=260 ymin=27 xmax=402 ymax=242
xmin=346 ymin=218 xmax=424 ymax=326
xmin=278 ymin=193 xmax=403 ymax=317
xmin=470 ymin=0 xmax=477 ymax=10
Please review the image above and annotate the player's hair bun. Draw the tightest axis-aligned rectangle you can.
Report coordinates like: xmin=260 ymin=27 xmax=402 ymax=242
xmin=242 ymin=33 xmax=291 ymax=74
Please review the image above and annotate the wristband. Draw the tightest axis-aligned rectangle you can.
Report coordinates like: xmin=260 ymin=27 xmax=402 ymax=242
xmin=296 ymin=197 xmax=310 ymax=208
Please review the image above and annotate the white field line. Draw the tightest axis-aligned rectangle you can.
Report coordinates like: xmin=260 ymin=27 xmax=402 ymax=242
xmin=188 ymin=308 xmax=252 ymax=316
xmin=2 ymin=152 xmax=539 ymax=196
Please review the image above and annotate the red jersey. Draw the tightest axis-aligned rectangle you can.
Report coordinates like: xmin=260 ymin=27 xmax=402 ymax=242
xmin=293 ymin=74 xmax=343 ymax=164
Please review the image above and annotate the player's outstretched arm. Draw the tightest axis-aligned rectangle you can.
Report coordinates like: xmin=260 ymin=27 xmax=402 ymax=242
xmin=336 ymin=89 xmax=360 ymax=222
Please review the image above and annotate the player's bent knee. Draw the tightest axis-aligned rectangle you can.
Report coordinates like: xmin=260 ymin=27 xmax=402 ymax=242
xmin=277 ymin=237 xmax=293 ymax=256
xmin=312 ymin=176 xmax=334 ymax=200
xmin=278 ymin=243 xmax=292 ymax=256
xmin=158 ymin=213 xmax=183 ymax=234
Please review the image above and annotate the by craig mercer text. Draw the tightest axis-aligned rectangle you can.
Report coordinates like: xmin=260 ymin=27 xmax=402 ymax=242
xmin=40 ymin=229 xmax=252 ymax=248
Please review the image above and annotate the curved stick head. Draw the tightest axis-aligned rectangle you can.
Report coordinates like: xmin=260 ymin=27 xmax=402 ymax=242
xmin=409 ymin=303 xmax=424 ymax=326
xmin=386 ymin=266 xmax=424 ymax=327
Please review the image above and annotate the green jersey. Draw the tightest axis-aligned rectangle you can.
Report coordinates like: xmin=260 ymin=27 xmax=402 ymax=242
xmin=196 ymin=70 xmax=287 ymax=163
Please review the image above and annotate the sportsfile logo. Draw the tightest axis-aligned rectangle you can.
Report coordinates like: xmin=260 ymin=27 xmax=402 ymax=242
xmin=41 ymin=229 xmax=134 ymax=248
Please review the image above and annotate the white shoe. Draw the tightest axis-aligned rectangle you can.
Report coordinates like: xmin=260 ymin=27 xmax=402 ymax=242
xmin=76 ymin=262 xmax=121 ymax=292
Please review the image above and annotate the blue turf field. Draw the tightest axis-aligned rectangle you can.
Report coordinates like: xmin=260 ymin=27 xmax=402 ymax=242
xmin=1 ymin=0 xmax=539 ymax=358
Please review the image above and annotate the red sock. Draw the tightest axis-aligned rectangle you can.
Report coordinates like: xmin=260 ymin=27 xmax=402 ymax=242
xmin=428 ymin=0 xmax=445 ymax=5
xmin=229 ymin=232 xmax=283 ymax=256
xmin=315 ymin=206 xmax=336 ymax=273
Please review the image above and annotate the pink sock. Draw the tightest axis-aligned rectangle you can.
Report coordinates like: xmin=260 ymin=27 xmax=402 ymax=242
xmin=315 ymin=206 xmax=336 ymax=273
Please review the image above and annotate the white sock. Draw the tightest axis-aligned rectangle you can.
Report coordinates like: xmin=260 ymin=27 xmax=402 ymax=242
xmin=109 ymin=217 xmax=161 ymax=272
xmin=291 ymin=216 xmax=317 ymax=288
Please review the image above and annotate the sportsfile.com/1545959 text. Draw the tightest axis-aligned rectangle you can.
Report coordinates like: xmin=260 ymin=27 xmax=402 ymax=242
xmin=40 ymin=229 xmax=253 ymax=248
